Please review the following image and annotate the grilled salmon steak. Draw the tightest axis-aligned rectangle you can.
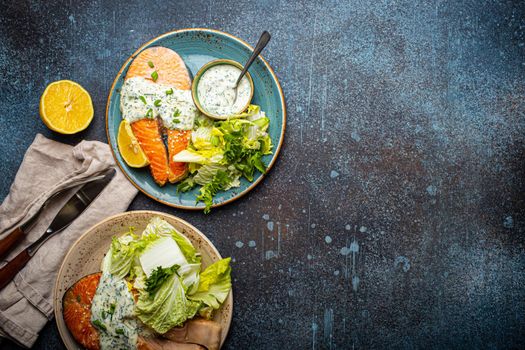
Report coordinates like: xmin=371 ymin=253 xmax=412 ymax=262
xmin=125 ymin=46 xmax=192 ymax=185
xmin=167 ymin=129 xmax=191 ymax=182
xmin=131 ymin=119 xmax=171 ymax=186
xmin=62 ymin=273 xmax=102 ymax=350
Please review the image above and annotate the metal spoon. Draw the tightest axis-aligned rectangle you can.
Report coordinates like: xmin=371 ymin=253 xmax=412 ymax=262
xmin=232 ymin=31 xmax=271 ymax=102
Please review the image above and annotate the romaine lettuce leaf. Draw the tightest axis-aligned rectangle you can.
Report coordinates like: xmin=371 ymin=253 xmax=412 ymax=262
xmin=227 ymin=104 xmax=260 ymax=119
xmin=172 ymin=149 xmax=224 ymax=164
xmin=193 ymin=163 xmax=228 ymax=185
xmin=188 ymin=258 xmax=232 ymax=309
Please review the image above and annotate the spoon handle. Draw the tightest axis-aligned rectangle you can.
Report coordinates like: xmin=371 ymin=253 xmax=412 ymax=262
xmin=236 ymin=31 xmax=271 ymax=86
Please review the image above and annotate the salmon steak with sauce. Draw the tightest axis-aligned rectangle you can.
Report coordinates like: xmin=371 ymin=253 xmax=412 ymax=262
xmin=62 ymin=273 xmax=102 ymax=350
xmin=125 ymin=46 xmax=192 ymax=186
xmin=63 ymin=273 xmax=223 ymax=350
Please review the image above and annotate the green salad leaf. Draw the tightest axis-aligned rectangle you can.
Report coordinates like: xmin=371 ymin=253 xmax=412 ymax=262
xmin=136 ymin=270 xmax=201 ymax=334
xmin=188 ymin=258 xmax=232 ymax=309
xmin=139 ymin=236 xmax=187 ymax=277
xmin=102 ymin=228 xmax=153 ymax=279
xmin=196 ymin=170 xmax=232 ymax=214
xmin=175 ymin=105 xmax=273 ymax=213
xmin=145 ymin=265 xmax=180 ymax=296
xmin=142 ymin=217 xmax=201 ymax=264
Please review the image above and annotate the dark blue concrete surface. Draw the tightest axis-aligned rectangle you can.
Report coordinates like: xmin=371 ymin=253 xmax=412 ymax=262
xmin=1 ymin=0 xmax=524 ymax=349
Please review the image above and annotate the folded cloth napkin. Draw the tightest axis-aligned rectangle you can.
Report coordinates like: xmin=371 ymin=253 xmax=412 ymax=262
xmin=0 ymin=134 xmax=138 ymax=348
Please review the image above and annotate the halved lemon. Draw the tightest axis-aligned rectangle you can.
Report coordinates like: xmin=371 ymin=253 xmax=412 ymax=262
xmin=39 ymin=80 xmax=94 ymax=134
xmin=117 ymin=120 xmax=149 ymax=168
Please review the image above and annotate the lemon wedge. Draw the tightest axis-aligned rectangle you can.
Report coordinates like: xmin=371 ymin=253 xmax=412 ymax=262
xmin=39 ymin=80 xmax=94 ymax=134
xmin=118 ymin=120 xmax=149 ymax=168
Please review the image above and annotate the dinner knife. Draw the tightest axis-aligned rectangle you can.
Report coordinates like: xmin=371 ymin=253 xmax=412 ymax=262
xmin=0 ymin=168 xmax=116 ymax=290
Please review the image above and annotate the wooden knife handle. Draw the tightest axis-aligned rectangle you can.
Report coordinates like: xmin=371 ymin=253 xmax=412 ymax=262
xmin=0 ymin=227 xmax=25 ymax=259
xmin=0 ymin=249 xmax=30 ymax=290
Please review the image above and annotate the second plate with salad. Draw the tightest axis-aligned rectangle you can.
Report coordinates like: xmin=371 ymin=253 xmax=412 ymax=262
xmin=106 ymin=28 xmax=286 ymax=212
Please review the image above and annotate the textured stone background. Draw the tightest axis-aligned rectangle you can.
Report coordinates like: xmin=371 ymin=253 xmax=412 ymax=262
xmin=1 ymin=0 xmax=524 ymax=349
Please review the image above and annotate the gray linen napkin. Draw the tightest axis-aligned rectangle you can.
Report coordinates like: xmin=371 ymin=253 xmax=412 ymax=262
xmin=0 ymin=134 xmax=138 ymax=348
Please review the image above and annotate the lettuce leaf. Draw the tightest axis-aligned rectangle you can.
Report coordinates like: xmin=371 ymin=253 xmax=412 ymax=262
xmin=101 ymin=235 xmax=135 ymax=278
xmin=145 ymin=265 xmax=179 ymax=296
xmin=175 ymin=105 xmax=273 ymax=213
xmin=142 ymin=217 xmax=200 ymax=264
xmin=196 ymin=171 xmax=232 ymax=214
xmin=135 ymin=271 xmax=201 ymax=334
xmin=227 ymin=104 xmax=260 ymax=119
xmin=178 ymin=263 xmax=201 ymax=295
xmin=193 ymin=163 xmax=228 ymax=185
xmin=139 ymin=236 xmax=188 ymax=277
xmin=101 ymin=229 xmax=155 ymax=279
xmin=172 ymin=149 xmax=224 ymax=165
xmin=188 ymin=258 xmax=232 ymax=309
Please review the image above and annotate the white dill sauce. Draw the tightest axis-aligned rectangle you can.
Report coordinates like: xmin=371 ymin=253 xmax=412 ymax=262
xmin=197 ymin=64 xmax=252 ymax=117
xmin=120 ymin=77 xmax=199 ymax=130
xmin=91 ymin=272 xmax=138 ymax=350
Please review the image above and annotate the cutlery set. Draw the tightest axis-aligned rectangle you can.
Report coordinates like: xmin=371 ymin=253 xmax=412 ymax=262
xmin=0 ymin=169 xmax=116 ymax=289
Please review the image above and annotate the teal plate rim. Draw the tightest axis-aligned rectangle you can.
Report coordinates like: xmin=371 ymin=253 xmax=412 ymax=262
xmin=105 ymin=28 xmax=286 ymax=210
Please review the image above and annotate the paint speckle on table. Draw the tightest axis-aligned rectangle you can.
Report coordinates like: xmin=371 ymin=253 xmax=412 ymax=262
xmin=262 ymin=214 xmax=269 ymax=221
xmin=351 ymin=130 xmax=361 ymax=142
xmin=265 ymin=250 xmax=277 ymax=260
xmin=394 ymin=256 xmax=411 ymax=272
xmin=325 ymin=235 xmax=332 ymax=244
xmin=235 ymin=241 xmax=244 ymax=248
xmin=352 ymin=275 xmax=360 ymax=291
xmin=323 ymin=308 xmax=334 ymax=348
xmin=426 ymin=185 xmax=438 ymax=196
xmin=345 ymin=224 xmax=351 ymax=231
xmin=267 ymin=221 xmax=274 ymax=231
xmin=350 ymin=240 xmax=359 ymax=253
xmin=330 ymin=170 xmax=339 ymax=178
xmin=248 ymin=240 xmax=256 ymax=248
xmin=359 ymin=226 xmax=367 ymax=233
xmin=503 ymin=215 xmax=514 ymax=229
xmin=334 ymin=270 xmax=340 ymax=276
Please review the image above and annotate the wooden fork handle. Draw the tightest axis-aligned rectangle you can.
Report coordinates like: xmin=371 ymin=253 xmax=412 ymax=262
xmin=0 ymin=249 xmax=31 ymax=290
xmin=0 ymin=227 xmax=25 ymax=260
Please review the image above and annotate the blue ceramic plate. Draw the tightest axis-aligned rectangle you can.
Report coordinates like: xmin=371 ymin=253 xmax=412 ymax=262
xmin=106 ymin=29 xmax=286 ymax=210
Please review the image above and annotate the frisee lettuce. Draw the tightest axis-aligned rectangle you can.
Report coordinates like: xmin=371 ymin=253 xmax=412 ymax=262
xmin=195 ymin=170 xmax=232 ymax=214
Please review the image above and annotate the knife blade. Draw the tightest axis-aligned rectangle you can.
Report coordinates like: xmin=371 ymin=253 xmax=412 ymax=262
xmin=0 ymin=168 xmax=116 ymax=290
